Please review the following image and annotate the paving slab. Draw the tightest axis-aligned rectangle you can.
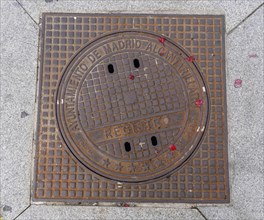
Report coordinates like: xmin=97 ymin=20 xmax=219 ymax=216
xmin=17 ymin=205 xmax=205 ymax=220
xmin=198 ymin=4 xmax=264 ymax=220
xmin=17 ymin=0 xmax=264 ymax=33
xmin=0 ymin=0 xmax=38 ymax=220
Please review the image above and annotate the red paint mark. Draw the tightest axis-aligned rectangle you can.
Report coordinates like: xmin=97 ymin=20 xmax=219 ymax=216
xmin=195 ymin=99 xmax=203 ymax=107
xmin=186 ymin=56 xmax=195 ymax=62
xmin=129 ymin=73 xmax=135 ymax=80
xmin=249 ymin=54 xmax=258 ymax=58
xmin=234 ymin=79 xmax=242 ymax=88
xmin=159 ymin=49 xmax=165 ymax=56
xmin=169 ymin=144 xmax=177 ymax=151
xmin=159 ymin=37 xmax=166 ymax=45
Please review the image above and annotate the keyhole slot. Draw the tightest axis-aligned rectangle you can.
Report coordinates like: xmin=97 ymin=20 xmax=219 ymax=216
xmin=151 ymin=136 xmax=158 ymax=146
xmin=133 ymin=59 xmax=140 ymax=68
xmin=124 ymin=142 xmax=131 ymax=152
xmin=108 ymin=64 xmax=114 ymax=73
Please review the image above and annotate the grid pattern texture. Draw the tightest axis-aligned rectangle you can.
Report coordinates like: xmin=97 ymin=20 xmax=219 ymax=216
xmin=34 ymin=13 xmax=229 ymax=202
xmin=79 ymin=53 xmax=186 ymax=129
xmin=78 ymin=52 xmax=187 ymax=160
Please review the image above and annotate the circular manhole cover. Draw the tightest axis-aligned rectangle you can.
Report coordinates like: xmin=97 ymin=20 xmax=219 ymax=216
xmin=56 ymin=30 xmax=209 ymax=183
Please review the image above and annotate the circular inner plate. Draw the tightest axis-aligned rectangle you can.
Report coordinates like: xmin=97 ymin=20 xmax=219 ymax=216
xmin=56 ymin=30 xmax=209 ymax=183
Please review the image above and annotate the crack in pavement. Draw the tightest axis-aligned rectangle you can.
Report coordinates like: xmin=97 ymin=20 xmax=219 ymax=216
xmin=12 ymin=204 xmax=31 ymax=220
xmin=227 ymin=2 xmax=264 ymax=35
xmin=191 ymin=206 xmax=208 ymax=220
xmin=15 ymin=0 xmax=39 ymax=26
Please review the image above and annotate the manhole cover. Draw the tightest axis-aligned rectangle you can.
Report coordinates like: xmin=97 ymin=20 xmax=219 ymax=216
xmin=33 ymin=13 xmax=229 ymax=203
xmin=56 ymin=30 xmax=208 ymax=183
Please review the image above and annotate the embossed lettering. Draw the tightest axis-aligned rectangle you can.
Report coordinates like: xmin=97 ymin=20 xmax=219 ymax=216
xmin=125 ymin=39 xmax=133 ymax=48
xmin=80 ymin=63 xmax=88 ymax=71
xmin=93 ymin=49 xmax=101 ymax=59
xmin=118 ymin=41 xmax=125 ymax=49
xmin=146 ymin=42 xmax=153 ymax=52
xmin=102 ymin=113 xmax=182 ymax=140
xmin=105 ymin=128 xmax=113 ymax=138
xmin=87 ymin=54 xmax=96 ymax=63
xmin=103 ymin=44 xmax=112 ymax=54
xmin=165 ymin=51 xmax=177 ymax=64
xmin=112 ymin=42 xmax=119 ymax=51
xmin=135 ymin=40 xmax=141 ymax=48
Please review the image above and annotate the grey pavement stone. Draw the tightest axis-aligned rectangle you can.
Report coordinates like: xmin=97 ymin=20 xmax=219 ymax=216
xmin=198 ymin=5 xmax=264 ymax=220
xmin=0 ymin=0 xmax=38 ymax=219
xmin=18 ymin=0 xmax=264 ymax=33
xmin=17 ymin=205 xmax=205 ymax=220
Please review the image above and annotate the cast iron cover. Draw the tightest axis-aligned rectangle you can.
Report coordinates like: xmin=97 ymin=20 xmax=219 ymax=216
xmin=33 ymin=13 xmax=229 ymax=203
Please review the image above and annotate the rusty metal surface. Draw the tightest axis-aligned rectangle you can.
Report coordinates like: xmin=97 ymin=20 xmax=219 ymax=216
xmin=33 ymin=13 xmax=229 ymax=203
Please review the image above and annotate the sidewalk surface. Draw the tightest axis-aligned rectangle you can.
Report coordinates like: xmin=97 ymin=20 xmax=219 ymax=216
xmin=0 ymin=0 xmax=263 ymax=219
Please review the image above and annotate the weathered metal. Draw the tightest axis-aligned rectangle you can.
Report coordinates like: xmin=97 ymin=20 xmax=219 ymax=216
xmin=33 ymin=13 xmax=229 ymax=203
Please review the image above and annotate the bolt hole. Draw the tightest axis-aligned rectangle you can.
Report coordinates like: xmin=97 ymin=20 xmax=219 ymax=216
xmin=133 ymin=59 xmax=140 ymax=68
xmin=151 ymin=136 xmax=158 ymax=146
xmin=108 ymin=64 xmax=114 ymax=73
xmin=124 ymin=142 xmax=131 ymax=152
